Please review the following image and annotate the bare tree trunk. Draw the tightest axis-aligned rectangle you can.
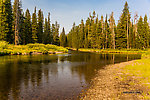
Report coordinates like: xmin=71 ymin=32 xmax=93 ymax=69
xmin=134 ymin=12 xmax=138 ymax=48
xmin=15 ymin=0 xmax=20 ymax=45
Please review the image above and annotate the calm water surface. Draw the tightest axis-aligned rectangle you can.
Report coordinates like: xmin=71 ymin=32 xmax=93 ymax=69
xmin=0 ymin=51 xmax=141 ymax=100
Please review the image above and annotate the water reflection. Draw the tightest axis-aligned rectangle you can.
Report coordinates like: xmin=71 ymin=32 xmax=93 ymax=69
xmin=0 ymin=52 xmax=141 ymax=100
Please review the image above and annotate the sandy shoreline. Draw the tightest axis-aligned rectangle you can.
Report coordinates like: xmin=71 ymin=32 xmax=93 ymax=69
xmin=80 ymin=60 xmax=150 ymax=100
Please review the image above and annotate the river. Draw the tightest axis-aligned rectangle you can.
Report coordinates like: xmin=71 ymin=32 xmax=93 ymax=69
xmin=0 ymin=51 xmax=141 ymax=100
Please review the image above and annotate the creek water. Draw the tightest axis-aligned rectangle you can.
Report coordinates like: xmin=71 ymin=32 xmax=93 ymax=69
xmin=0 ymin=51 xmax=141 ymax=100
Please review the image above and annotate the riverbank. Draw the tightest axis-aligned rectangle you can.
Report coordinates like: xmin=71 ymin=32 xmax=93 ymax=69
xmin=78 ymin=48 xmax=146 ymax=54
xmin=0 ymin=41 xmax=68 ymax=56
xmin=81 ymin=52 xmax=150 ymax=99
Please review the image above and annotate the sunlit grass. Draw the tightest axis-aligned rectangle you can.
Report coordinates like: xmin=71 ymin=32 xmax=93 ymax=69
xmin=78 ymin=48 xmax=146 ymax=54
xmin=123 ymin=52 xmax=150 ymax=99
xmin=125 ymin=59 xmax=150 ymax=77
xmin=0 ymin=41 xmax=68 ymax=55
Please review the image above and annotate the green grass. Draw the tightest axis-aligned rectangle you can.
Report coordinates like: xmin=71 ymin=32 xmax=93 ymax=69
xmin=0 ymin=41 xmax=68 ymax=55
xmin=124 ymin=51 xmax=150 ymax=83
xmin=78 ymin=48 xmax=146 ymax=54
xmin=124 ymin=59 xmax=150 ymax=85
xmin=123 ymin=51 xmax=150 ymax=99
xmin=125 ymin=59 xmax=150 ymax=78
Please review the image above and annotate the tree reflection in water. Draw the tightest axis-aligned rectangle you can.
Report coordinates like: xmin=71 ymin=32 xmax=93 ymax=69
xmin=0 ymin=52 xmax=141 ymax=99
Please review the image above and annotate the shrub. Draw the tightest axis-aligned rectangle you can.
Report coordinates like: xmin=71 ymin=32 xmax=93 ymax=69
xmin=0 ymin=41 xmax=8 ymax=50
xmin=27 ymin=43 xmax=45 ymax=48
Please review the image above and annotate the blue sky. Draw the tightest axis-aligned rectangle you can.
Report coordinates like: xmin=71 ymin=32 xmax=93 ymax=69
xmin=12 ymin=0 xmax=150 ymax=33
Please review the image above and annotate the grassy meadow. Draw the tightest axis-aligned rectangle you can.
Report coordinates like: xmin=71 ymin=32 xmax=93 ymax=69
xmin=124 ymin=50 xmax=150 ymax=86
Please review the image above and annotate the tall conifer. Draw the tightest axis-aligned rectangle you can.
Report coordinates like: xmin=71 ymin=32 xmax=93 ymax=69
xmin=47 ymin=12 xmax=52 ymax=44
xmin=116 ymin=1 xmax=131 ymax=49
xmin=109 ymin=12 xmax=115 ymax=49
xmin=19 ymin=13 xmax=25 ymax=44
xmin=53 ymin=21 xmax=59 ymax=45
xmin=32 ymin=7 xmax=38 ymax=43
xmin=84 ymin=18 xmax=90 ymax=48
xmin=37 ymin=9 xmax=43 ymax=43
xmin=0 ymin=0 xmax=6 ymax=41
xmin=24 ymin=9 xmax=32 ymax=44
xmin=79 ymin=19 xmax=85 ymax=48
xmin=136 ymin=16 xmax=144 ymax=49
xmin=60 ymin=27 xmax=66 ymax=47
xmin=4 ymin=0 xmax=13 ymax=43
xmin=143 ymin=15 xmax=149 ymax=48
xmin=96 ymin=20 xmax=102 ymax=49
xmin=43 ymin=18 xmax=48 ymax=44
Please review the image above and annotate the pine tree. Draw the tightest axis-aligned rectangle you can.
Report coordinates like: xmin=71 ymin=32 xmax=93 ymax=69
xmin=129 ymin=21 xmax=134 ymax=49
xmin=37 ymin=9 xmax=43 ymax=43
xmin=43 ymin=18 xmax=48 ymax=44
xmin=101 ymin=15 xmax=105 ymax=49
xmin=91 ymin=12 xmax=97 ymax=48
xmin=4 ymin=0 xmax=13 ymax=43
xmin=95 ymin=16 xmax=99 ymax=48
xmin=47 ymin=12 xmax=52 ymax=44
xmin=67 ymin=30 xmax=72 ymax=47
xmin=109 ymin=12 xmax=115 ymax=49
xmin=52 ymin=21 xmax=59 ymax=45
xmin=78 ymin=19 xmax=85 ymax=48
xmin=136 ymin=16 xmax=144 ymax=49
xmin=143 ymin=15 xmax=149 ymax=48
xmin=116 ymin=1 xmax=131 ymax=49
xmin=32 ymin=7 xmax=38 ymax=43
xmin=71 ymin=23 xmax=79 ymax=49
xmin=60 ymin=27 xmax=66 ymax=47
xmin=0 ymin=0 xmax=6 ymax=41
xmin=104 ymin=15 xmax=110 ymax=49
xmin=24 ymin=9 xmax=32 ymax=44
xmin=88 ymin=11 xmax=96 ymax=48
xmin=51 ymin=24 xmax=55 ymax=44
xmin=87 ymin=13 xmax=92 ymax=48
xmin=74 ymin=26 xmax=79 ymax=49
xmin=96 ymin=20 xmax=102 ymax=49
xmin=71 ymin=22 xmax=77 ymax=48
xmin=19 ymin=13 xmax=25 ymax=44
xmin=84 ymin=18 xmax=90 ymax=48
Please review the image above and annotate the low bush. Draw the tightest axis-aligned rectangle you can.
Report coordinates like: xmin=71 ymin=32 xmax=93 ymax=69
xmin=0 ymin=41 xmax=8 ymax=50
xmin=0 ymin=42 xmax=68 ymax=56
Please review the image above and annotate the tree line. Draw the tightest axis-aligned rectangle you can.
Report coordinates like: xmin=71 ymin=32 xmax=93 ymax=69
xmin=0 ymin=0 xmax=61 ymax=45
xmin=67 ymin=2 xmax=150 ymax=49
xmin=0 ymin=1 xmax=150 ymax=49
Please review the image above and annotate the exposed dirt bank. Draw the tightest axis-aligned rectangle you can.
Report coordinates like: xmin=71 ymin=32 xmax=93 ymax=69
xmin=80 ymin=61 xmax=150 ymax=100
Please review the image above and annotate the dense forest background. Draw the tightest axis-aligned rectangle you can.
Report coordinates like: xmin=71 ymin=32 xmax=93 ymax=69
xmin=0 ymin=0 xmax=150 ymax=49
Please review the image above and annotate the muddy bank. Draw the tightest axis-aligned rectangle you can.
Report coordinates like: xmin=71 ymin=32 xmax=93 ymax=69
xmin=80 ymin=61 xmax=150 ymax=100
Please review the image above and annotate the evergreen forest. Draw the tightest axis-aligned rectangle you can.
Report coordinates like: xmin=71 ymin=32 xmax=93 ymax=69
xmin=0 ymin=0 xmax=150 ymax=50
